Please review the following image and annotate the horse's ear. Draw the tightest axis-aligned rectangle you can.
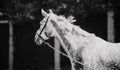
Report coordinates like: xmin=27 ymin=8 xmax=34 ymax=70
xmin=41 ymin=9 xmax=48 ymax=17
xmin=49 ymin=9 xmax=54 ymax=14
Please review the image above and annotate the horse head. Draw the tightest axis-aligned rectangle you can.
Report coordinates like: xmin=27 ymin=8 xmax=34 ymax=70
xmin=35 ymin=9 xmax=75 ymax=45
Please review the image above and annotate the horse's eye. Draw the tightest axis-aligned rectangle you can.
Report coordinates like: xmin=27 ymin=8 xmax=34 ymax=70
xmin=40 ymin=23 xmax=42 ymax=25
xmin=57 ymin=18 xmax=63 ymax=21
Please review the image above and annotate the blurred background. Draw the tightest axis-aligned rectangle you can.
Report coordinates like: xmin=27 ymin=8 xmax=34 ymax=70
xmin=0 ymin=0 xmax=120 ymax=70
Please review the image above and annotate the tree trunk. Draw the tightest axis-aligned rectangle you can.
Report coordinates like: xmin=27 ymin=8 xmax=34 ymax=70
xmin=54 ymin=38 xmax=60 ymax=70
xmin=107 ymin=10 xmax=114 ymax=42
xmin=9 ymin=22 xmax=14 ymax=70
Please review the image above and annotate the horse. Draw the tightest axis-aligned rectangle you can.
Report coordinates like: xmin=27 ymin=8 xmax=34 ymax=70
xmin=35 ymin=9 xmax=120 ymax=70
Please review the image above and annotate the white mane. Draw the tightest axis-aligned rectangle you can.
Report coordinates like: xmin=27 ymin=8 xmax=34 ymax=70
xmin=57 ymin=15 xmax=95 ymax=37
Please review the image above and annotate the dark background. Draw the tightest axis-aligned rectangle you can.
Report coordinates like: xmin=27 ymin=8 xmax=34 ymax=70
xmin=0 ymin=0 xmax=120 ymax=70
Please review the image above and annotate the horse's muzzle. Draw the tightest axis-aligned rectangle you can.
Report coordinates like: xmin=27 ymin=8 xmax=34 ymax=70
xmin=35 ymin=35 xmax=43 ymax=45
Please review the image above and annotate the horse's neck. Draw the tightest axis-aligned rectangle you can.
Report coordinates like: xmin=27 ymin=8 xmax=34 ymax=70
xmin=64 ymin=31 xmax=91 ymax=50
xmin=51 ymin=21 xmax=76 ymax=56
xmin=54 ymin=25 xmax=89 ymax=52
xmin=52 ymin=20 xmax=94 ymax=55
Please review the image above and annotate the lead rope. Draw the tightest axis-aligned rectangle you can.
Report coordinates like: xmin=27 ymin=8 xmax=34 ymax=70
xmin=42 ymin=40 xmax=94 ymax=70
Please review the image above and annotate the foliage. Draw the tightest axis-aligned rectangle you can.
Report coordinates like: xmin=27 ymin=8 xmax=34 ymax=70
xmin=1 ymin=0 xmax=109 ymax=22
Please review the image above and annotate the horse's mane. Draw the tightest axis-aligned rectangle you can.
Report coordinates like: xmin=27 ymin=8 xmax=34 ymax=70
xmin=58 ymin=16 xmax=95 ymax=37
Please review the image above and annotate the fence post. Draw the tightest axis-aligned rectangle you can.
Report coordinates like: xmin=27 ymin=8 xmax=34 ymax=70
xmin=107 ymin=10 xmax=114 ymax=42
xmin=9 ymin=22 xmax=14 ymax=70
xmin=54 ymin=38 xmax=60 ymax=70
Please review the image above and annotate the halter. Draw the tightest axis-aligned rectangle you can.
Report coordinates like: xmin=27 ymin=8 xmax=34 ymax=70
xmin=37 ymin=16 xmax=50 ymax=40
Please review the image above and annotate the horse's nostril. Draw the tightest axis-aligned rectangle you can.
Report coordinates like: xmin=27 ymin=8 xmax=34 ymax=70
xmin=34 ymin=35 xmax=42 ymax=45
xmin=35 ymin=35 xmax=38 ymax=41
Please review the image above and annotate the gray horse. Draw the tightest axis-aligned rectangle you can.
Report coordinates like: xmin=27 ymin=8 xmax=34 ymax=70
xmin=35 ymin=9 xmax=120 ymax=70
